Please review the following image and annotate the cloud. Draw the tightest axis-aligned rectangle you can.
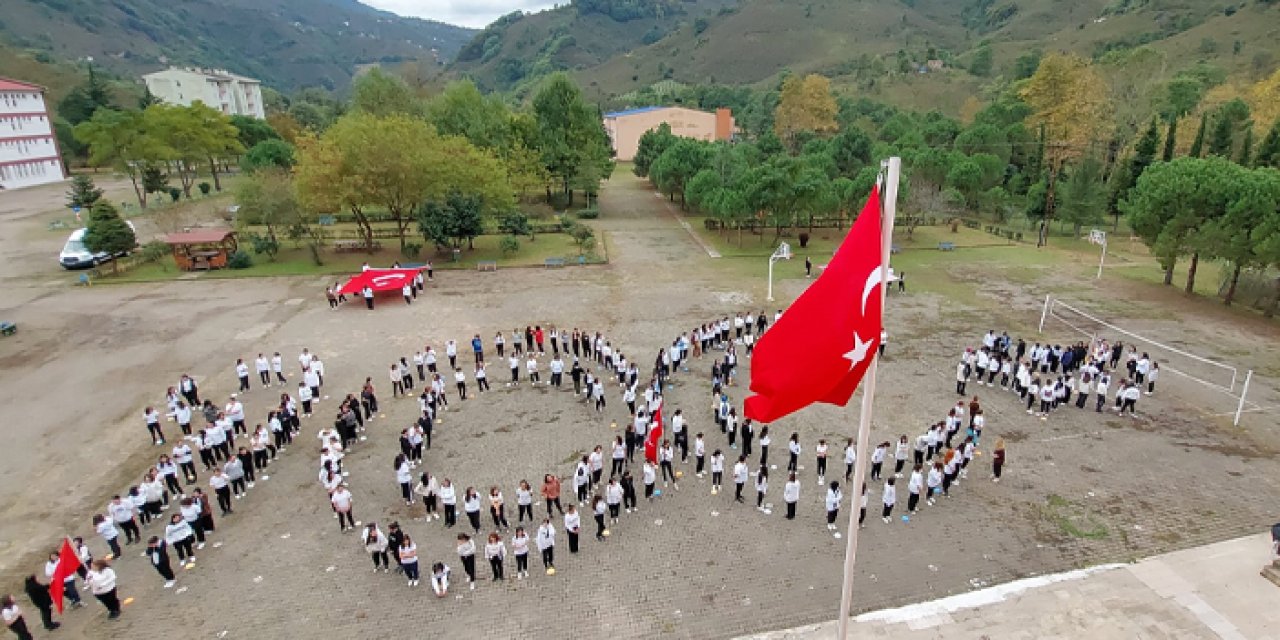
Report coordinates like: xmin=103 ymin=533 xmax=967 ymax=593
xmin=362 ymin=0 xmax=559 ymax=29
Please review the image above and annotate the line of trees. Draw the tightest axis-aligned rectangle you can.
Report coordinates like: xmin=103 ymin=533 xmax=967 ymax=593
xmin=634 ymin=60 xmax=1280 ymax=311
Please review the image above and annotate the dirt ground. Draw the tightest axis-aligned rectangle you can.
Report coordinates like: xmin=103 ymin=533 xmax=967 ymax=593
xmin=0 ymin=171 xmax=1278 ymax=639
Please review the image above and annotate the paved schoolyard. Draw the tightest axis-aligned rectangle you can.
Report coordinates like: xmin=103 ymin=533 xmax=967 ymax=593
xmin=2 ymin=171 xmax=1279 ymax=639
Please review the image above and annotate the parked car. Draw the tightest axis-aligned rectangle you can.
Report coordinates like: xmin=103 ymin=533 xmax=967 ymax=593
xmin=58 ymin=222 xmax=137 ymax=270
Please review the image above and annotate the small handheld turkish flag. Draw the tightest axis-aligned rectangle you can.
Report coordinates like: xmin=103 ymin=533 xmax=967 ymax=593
xmin=49 ymin=538 xmax=81 ymax=614
xmin=744 ymin=187 xmax=884 ymax=423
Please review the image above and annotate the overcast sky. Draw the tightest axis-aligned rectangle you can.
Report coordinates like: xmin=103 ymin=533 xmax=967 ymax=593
xmin=363 ymin=0 xmax=560 ymax=29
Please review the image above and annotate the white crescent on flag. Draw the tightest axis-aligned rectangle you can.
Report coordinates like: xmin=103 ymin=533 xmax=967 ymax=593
xmin=861 ymin=266 xmax=883 ymax=316
xmin=372 ymin=274 xmax=406 ymax=287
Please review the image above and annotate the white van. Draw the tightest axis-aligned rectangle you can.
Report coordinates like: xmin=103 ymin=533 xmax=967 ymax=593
xmin=58 ymin=222 xmax=137 ymax=270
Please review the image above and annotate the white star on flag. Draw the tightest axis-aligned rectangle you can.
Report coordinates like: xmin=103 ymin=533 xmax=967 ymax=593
xmin=843 ymin=332 xmax=873 ymax=371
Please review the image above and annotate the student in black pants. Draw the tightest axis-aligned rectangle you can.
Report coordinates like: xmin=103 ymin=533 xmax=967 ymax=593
xmin=146 ymin=538 xmax=175 ymax=586
xmin=22 ymin=576 xmax=58 ymax=631
xmin=2 ymin=594 xmax=34 ymax=639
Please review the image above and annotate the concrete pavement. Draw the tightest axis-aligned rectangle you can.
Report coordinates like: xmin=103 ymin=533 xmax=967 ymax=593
xmin=745 ymin=533 xmax=1279 ymax=640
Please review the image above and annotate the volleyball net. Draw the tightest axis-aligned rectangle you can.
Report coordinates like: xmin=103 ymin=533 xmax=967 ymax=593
xmin=1037 ymin=296 xmax=1260 ymax=424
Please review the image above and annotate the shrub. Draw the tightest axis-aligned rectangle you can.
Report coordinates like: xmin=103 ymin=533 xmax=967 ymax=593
xmin=498 ymin=212 xmax=531 ymax=237
xmin=499 ymin=235 xmax=520 ymax=256
xmin=247 ymin=233 xmax=280 ymax=260
xmin=139 ymin=240 xmax=170 ymax=264
xmin=402 ymin=242 xmax=422 ymax=259
xmin=570 ymin=224 xmax=596 ymax=254
xmin=227 ymin=250 xmax=253 ymax=269
xmin=168 ymin=187 xmax=182 ymax=203
xmin=576 ymin=208 xmax=599 ymax=219
xmin=198 ymin=182 xmax=211 ymax=195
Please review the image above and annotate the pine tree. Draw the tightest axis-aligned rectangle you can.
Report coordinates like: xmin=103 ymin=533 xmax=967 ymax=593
xmin=65 ymin=175 xmax=104 ymax=211
xmin=1237 ymin=127 xmax=1253 ymax=165
xmin=1161 ymin=117 xmax=1177 ymax=162
xmin=83 ymin=200 xmax=136 ymax=272
xmin=1208 ymin=110 xmax=1235 ymax=157
xmin=1131 ymin=118 xmax=1160 ymax=179
xmin=1189 ymin=113 xmax=1207 ymax=158
xmin=1255 ymin=120 xmax=1280 ymax=168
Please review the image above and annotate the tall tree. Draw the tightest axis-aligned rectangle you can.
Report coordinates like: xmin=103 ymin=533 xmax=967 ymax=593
xmin=57 ymin=65 xmax=114 ymax=125
xmin=774 ymin=74 xmax=839 ymax=148
xmin=532 ymin=74 xmax=613 ymax=205
xmin=1122 ymin=157 xmax=1235 ymax=289
xmin=633 ymin=123 xmax=677 ymax=178
xmin=650 ymin=139 xmax=711 ymax=206
xmin=235 ymin=168 xmax=303 ymax=245
xmin=83 ymin=200 xmax=136 ymax=273
xmin=1019 ymin=53 xmax=1111 ymax=245
xmin=1058 ymin=154 xmax=1108 ymax=237
xmin=1237 ymin=127 xmax=1254 ymax=165
xmin=1196 ymin=166 xmax=1280 ymax=305
xmin=426 ymin=80 xmax=512 ymax=151
xmin=230 ymin=115 xmax=281 ymax=150
xmin=1161 ymin=117 xmax=1177 ymax=162
xmin=1188 ymin=112 xmax=1207 ymax=158
xmin=74 ymin=109 xmax=169 ymax=208
xmin=1255 ymin=119 xmax=1280 ymax=168
xmin=351 ymin=68 xmax=423 ymax=118
xmin=296 ymin=113 xmax=512 ymax=251
xmin=66 ymin=175 xmax=104 ymax=211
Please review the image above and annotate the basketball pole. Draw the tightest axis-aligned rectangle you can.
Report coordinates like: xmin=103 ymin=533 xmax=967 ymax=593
xmin=1096 ymin=237 xmax=1107 ymax=279
xmin=1038 ymin=295 xmax=1051 ymax=333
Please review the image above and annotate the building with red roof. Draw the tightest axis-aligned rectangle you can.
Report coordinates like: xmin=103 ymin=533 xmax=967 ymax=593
xmin=0 ymin=77 xmax=66 ymax=190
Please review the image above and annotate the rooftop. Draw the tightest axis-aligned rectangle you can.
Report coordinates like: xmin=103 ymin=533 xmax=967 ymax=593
xmin=0 ymin=77 xmax=44 ymax=92
xmin=163 ymin=229 xmax=236 ymax=245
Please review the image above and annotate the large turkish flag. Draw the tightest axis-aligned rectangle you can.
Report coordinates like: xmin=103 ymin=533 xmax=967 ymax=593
xmin=743 ymin=188 xmax=885 ymax=423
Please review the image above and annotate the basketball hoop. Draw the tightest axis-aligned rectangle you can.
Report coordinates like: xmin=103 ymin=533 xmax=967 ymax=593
xmin=766 ymin=242 xmax=792 ymax=301
xmin=1088 ymin=230 xmax=1107 ymax=279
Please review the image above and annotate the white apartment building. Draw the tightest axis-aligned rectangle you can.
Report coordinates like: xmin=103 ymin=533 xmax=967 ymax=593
xmin=0 ymin=77 xmax=66 ymax=190
xmin=142 ymin=67 xmax=265 ymax=118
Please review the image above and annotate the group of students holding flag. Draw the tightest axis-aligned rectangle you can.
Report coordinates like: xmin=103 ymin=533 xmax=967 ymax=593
xmin=6 ymin=345 xmax=322 ymax=635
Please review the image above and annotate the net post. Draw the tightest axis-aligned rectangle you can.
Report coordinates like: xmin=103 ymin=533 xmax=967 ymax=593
xmin=1038 ymin=295 xmax=1051 ymax=334
xmin=1234 ymin=370 xmax=1253 ymax=427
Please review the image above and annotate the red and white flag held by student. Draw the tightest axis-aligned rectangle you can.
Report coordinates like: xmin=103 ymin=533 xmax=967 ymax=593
xmin=643 ymin=399 xmax=664 ymax=463
xmin=49 ymin=538 xmax=81 ymax=613
xmin=744 ymin=187 xmax=885 ymax=424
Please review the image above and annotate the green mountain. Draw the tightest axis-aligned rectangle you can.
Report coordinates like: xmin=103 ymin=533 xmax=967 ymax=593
xmin=451 ymin=0 xmax=1279 ymax=116
xmin=0 ymin=0 xmax=475 ymax=91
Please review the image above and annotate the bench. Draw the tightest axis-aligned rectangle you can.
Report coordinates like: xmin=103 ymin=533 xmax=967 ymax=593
xmin=544 ymin=257 xmax=566 ymax=268
xmin=890 ymin=244 xmax=901 ymax=255
xmin=938 ymin=242 xmax=956 ymax=251
xmin=477 ymin=260 xmax=497 ymax=272
xmin=333 ymin=240 xmax=382 ymax=253
xmin=0 ymin=322 xmax=15 ymax=337
xmin=318 ymin=215 xmax=337 ymax=226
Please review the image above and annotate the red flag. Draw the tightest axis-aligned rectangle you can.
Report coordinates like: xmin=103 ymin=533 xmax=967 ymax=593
xmin=744 ymin=188 xmax=885 ymax=423
xmin=643 ymin=400 xmax=664 ymax=463
xmin=49 ymin=538 xmax=80 ymax=614
xmin=336 ymin=268 xmax=424 ymax=296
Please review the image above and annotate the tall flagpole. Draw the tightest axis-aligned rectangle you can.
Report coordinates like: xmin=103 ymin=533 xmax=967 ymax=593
xmin=835 ymin=156 xmax=900 ymax=640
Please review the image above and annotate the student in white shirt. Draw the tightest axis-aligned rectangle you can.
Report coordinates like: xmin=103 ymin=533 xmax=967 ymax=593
xmin=894 ymin=435 xmax=910 ymax=478
xmin=331 ymin=486 xmax=356 ymax=532
xmin=363 ymin=523 xmax=390 ymax=573
xmin=235 ymin=358 xmax=250 ymax=393
xmin=709 ymin=449 xmax=725 ymax=494
xmin=484 ymin=533 xmax=507 ymax=581
xmin=430 ymin=562 xmax=450 ymax=597
xmin=453 ymin=368 xmax=467 ymax=400
xmin=787 ymin=433 xmax=801 ymax=472
xmin=456 ymin=533 xmax=477 ymax=588
xmin=394 ymin=455 xmax=413 ymax=506
xmin=732 ymin=456 xmax=749 ymax=503
xmin=255 ymin=353 xmax=271 ymax=388
xmin=694 ymin=433 xmax=706 ymax=477
xmin=881 ymin=478 xmax=897 ymax=523
xmin=398 ymin=534 xmax=420 ymax=587
xmin=2 ymin=594 xmax=33 ymax=637
xmin=271 ymin=352 xmax=285 ymax=384
xmin=563 ymin=505 xmax=581 ymax=554
xmin=907 ymin=464 xmax=924 ymax=514
xmin=825 ymin=481 xmax=843 ymax=534
xmin=85 ymin=559 xmax=121 ymax=618
xmin=754 ymin=468 xmax=769 ymax=512
xmin=463 ymin=488 xmax=483 ymax=533
xmin=536 ymin=519 xmax=556 ymax=572
xmin=428 ymin=476 xmax=453 ymax=524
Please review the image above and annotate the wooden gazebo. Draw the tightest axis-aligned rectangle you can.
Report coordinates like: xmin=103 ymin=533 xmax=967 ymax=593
xmin=163 ymin=229 xmax=238 ymax=271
